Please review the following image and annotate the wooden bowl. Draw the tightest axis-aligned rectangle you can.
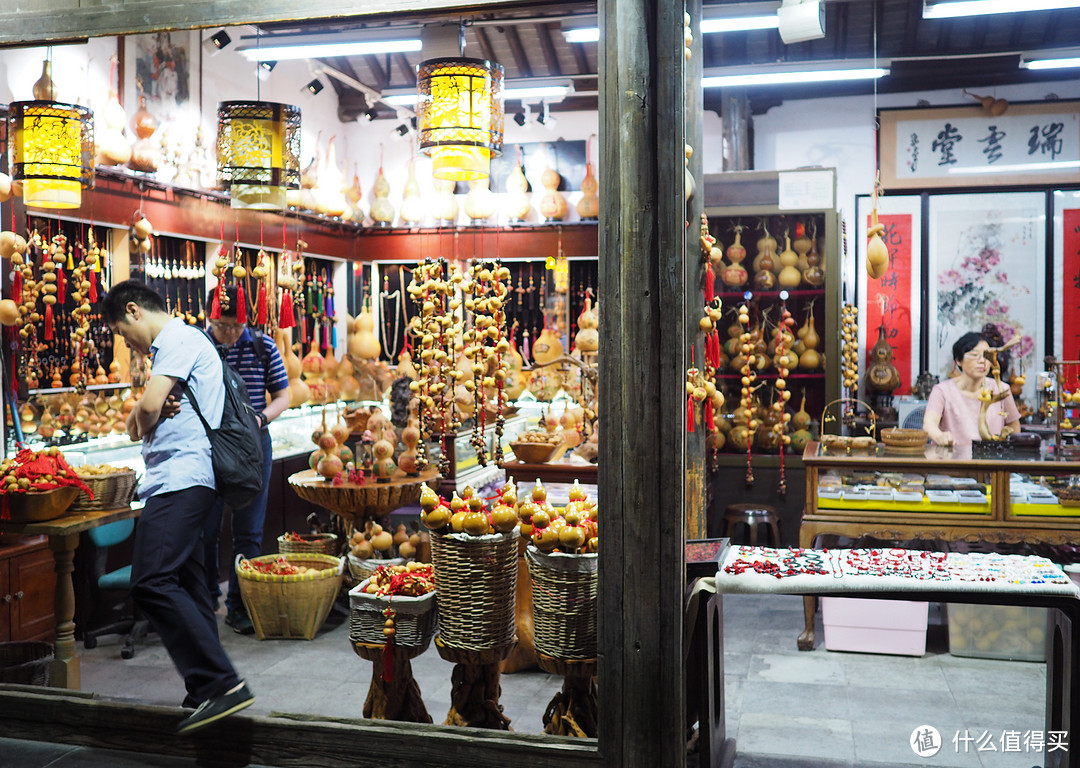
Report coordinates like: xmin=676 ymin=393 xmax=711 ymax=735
xmin=881 ymin=428 xmax=928 ymax=449
xmin=5 ymin=486 xmax=81 ymax=523
xmin=508 ymin=441 xmax=558 ymax=464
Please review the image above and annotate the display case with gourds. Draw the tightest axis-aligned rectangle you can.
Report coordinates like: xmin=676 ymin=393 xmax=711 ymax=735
xmin=703 ymin=199 xmax=840 ymax=460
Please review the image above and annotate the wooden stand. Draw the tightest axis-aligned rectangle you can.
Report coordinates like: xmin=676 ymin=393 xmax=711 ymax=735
xmin=538 ymin=654 xmax=598 ymax=738
xmin=436 ymin=637 xmax=513 ymax=730
xmin=352 ymin=641 xmax=432 ymax=723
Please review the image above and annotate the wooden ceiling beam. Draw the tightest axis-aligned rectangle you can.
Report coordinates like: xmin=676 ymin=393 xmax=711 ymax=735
xmin=503 ymin=24 xmax=534 ymax=79
xmin=536 ymin=22 xmax=563 ymax=77
xmin=474 ymin=26 xmax=498 ymax=65
xmin=394 ymin=52 xmax=416 ymax=86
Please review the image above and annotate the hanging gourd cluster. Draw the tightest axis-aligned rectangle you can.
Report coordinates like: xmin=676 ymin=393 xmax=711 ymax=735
xmin=0 ymin=225 xmax=105 ymax=392
xmin=462 ymin=260 xmax=512 ymax=467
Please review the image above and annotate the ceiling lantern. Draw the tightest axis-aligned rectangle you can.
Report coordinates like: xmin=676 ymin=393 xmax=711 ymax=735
xmin=8 ymin=101 xmax=94 ymax=209
xmin=417 ymin=57 xmax=504 ymax=181
xmin=216 ymin=101 xmax=301 ymax=210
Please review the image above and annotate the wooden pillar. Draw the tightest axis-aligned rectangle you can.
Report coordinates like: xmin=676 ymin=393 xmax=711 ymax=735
xmin=684 ymin=0 xmax=706 ymax=540
xmin=598 ymin=0 xmax=687 ymax=765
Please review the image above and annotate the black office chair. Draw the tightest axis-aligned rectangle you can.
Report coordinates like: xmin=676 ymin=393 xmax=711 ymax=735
xmin=82 ymin=518 xmax=151 ymax=659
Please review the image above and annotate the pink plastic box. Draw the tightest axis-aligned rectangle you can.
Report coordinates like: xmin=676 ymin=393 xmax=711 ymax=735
xmin=821 ymin=597 xmax=929 ymax=656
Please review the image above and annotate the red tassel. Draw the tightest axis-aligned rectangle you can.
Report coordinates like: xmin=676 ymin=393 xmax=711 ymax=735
xmin=88 ymin=269 xmax=98 ymax=302
xmin=711 ymin=332 xmax=722 ymax=368
xmin=705 ymin=265 xmax=715 ymax=304
xmin=705 ymin=399 xmax=715 ymax=432
xmin=236 ymin=283 xmax=247 ymax=325
xmin=686 ymin=395 xmax=695 ymax=433
xmin=279 ymin=289 xmax=295 ymax=329
xmin=210 ymin=285 xmax=221 ymax=319
xmin=56 ymin=268 xmax=66 ymax=305
xmin=256 ymin=283 xmax=268 ymax=326
xmin=44 ymin=303 xmax=54 ymax=341
xmin=13 ymin=270 xmax=22 ymax=300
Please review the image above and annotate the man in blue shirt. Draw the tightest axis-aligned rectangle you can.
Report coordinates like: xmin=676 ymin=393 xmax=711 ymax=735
xmin=203 ymin=284 xmax=290 ymax=634
xmin=103 ymin=279 xmax=253 ymax=734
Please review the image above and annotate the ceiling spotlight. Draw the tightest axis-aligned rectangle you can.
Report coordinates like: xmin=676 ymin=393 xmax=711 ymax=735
xmin=204 ymin=29 xmax=232 ymax=55
xmin=259 ymin=60 xmax=277 ymax=72
xmin=304 ymin=78 xmax=324 ymax=95
xmin=512 ymin=104 xmax=532 ymax=126
xmin=536 ymin=101 xmax=556 ymax=127
xmin=394 ymin=123 xmax=410 ymax=136
xmin=363 ymin=108 xmax=379 ymax=121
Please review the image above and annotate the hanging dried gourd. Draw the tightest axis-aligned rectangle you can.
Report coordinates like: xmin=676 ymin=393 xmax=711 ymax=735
xmin=866 ymin=172 xmax=889 ymax=279
xmin=841 ymin=303 xmax=860 ymax=396
xmin=738 ymin=303 xmax=756 ymax=486
xmin=462 ymin=259 xmax=512 ymax=466
xmin=752 ymin=221 xmax=777 ymax=291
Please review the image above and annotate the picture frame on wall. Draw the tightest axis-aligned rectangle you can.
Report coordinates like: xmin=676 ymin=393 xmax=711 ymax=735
xmin=927 ymin=191 xmax=1045 ymax=406
xmin=855 ymin=194 xmax=922 ymax=396
xmin=879 ymin=101 xmax=1080 ymax=190
xmin=122 ymin=30 xmax=202 ymax=130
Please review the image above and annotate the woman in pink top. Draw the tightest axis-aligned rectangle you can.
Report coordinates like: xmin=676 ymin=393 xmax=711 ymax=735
xmin=923 ymin=331 xmax=1021 ymax=446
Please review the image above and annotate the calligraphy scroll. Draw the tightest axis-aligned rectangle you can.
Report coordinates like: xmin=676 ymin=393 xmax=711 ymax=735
xmin=1060 ymin=206 xmax=1080 ymax=359
xmin=879 ymin=101 xmax=1080 ymax=189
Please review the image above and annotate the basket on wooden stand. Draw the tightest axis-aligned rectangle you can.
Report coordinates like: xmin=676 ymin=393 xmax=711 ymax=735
xmin=526 ymin=547 xmax=599 ymax=737
xmin=430 ymin=529 xmax=518 ymax=730
xmin=277 ymin=532 xmax=340 ymax=556
xmin=237 ymin=553 xmax=344 ymax=640
xmin=71 ymin=470 xmax=138 ymax=512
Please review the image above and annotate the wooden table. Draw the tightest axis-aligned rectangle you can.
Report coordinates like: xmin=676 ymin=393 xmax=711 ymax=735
xmin=798 ymin=441 xmax=1080 ymax=649
xmin=287 ymin=467 xmax=440 ymax=526
xmin=0 ymin=505 xmax=139 ymax=689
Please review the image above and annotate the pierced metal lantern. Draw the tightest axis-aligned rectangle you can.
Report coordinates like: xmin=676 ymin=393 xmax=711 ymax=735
xmin=216 ymin=101 xmax=301 ymax=210
xmin=416 ymin=57 xmax=503 ymax=181
xmin=8 ymin=101 xmax=94 ymax=209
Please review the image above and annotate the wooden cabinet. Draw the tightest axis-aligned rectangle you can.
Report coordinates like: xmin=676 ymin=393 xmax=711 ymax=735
xmin=0 ymin=537 xmax=56 ymax=642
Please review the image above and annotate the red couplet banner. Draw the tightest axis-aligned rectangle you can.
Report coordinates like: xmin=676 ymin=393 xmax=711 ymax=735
xmin=1063 ymin=209 xmax=1080 ymax=360
xmin=866 ymin=213 xmax=913 ymax=395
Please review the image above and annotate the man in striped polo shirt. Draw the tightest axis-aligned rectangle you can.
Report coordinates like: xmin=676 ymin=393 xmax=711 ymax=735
xmin=203 ymin=284 xmax=290 ymax=634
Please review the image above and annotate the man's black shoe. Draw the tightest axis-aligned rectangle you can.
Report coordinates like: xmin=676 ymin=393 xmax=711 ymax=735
xmin=177 ymin=682 xmax=254 ymax=734
xmin=225 ymin=609 xmax=255 ymax=635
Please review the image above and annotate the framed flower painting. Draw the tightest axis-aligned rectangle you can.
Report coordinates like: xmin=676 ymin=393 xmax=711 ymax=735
xmin=927 ymin=192 xmax=1045 ymax=404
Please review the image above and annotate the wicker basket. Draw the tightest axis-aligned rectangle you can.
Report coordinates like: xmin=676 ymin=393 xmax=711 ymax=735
xmin=348 ymin=580 xmax=438 ymax=651
xmin=237 ymin=553 xmax=344 ymax=640
xmin=277 ymin=532 xmax=340 ymax=556
xmin=347 ymin=554 xmax=405 ymax=582
xmin=526 ymin=547 xmax=598 ymax=660
xmin=430 ymin=529 xmax=517 ymax=653
xmin=0 ymin=641 xmax=53 ymax=686
xmin=71 ymin=470 xmax=138 ymax=512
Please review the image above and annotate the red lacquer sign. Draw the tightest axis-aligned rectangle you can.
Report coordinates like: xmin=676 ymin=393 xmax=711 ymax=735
xmin=866 ymin=214 xmax=913 ymax=395
xmin=1063 ymin=209 xmax=1080 ymax=359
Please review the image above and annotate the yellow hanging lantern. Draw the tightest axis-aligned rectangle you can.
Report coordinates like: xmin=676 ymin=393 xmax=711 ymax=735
xmin=417 ymin=58 xmax=503 ymax=181
xmin=8 ymin=101 xmax=94 ymax=209
xmin=216 ymin=101 xmax=301 ymax=210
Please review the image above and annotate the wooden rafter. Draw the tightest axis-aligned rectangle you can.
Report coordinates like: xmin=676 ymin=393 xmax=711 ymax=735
xmin=536 ymin=22 xmax=562 ymax=77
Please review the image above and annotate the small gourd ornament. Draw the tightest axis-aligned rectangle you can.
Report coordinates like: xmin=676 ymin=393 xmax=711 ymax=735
xmin=33 ymin=60 xmax=57 ymax=100
xmin=793 ymin=223 xmax=813 ymax=273
xmin=802 ymin=227 xmax=825 ymax=288
xmin=798 ymin=301 xmax=822 ymax=371
xmin=504 ymin=150 xmax=532 ymax=222
xmin=577 ymin=137 xmax=599 ymax=221
xmin=398 ymin=416 xmax=421 ymax=477
xmin=866 ymin=174 xmax=889 ymax=279
xmin=867 ymin=321 xmax=901 ymax=394
xmin=538 ymin=163 xmax=568 ymax=222
xmin=752 ymin=224 xmax=777 ymax=291
xmin=464 ymin=178 xmax=497 ymax=223
xmin=370 ymin=154 xmax=395 ymax=227
xmin=347 ymin=164 xmax=365 ymax=221
xmin=721 ymin=225 xmax=748 ymax=288
xmin=371 ymin=438 xmax=397 ymax=483
xmin=574 ymin=296 xmax=599 ymax=354
xmin=777 ymin=233 xmax=802 ymax=289
xmin=398 ymin=157 xmax=425 ymax=226
xmin=532 ymin=320 xmax=564 ymax=365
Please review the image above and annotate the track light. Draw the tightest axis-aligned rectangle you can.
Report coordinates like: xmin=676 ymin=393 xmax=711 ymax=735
xmin=259 ymin=60 xmax=277 ymax=72
xmin=394 ymin=122 xmax=410 ymax=136
xmin=304 ymin=78 xmax=324 ymax=95
xmin=204 ymin=30 xmax=232 ymax=55
xmin=363 ymin=108 xmax=379 ymax=121
xmin=536 ymin=101 xmax=556 ymax=128
xmin=513 ymin=111 xmax=527 ymax=127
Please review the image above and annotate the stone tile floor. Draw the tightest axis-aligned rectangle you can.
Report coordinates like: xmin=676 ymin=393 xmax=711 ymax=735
xmin=1 ymin=591 xmax=1052 ymax=767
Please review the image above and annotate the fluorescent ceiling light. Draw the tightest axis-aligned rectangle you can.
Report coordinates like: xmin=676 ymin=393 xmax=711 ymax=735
xmin=701 ymin=15 xmax=779 ymax=33
xmin=383 ymin=83 xmax=571 ymax=106
xmin=563 ymin=27 xmax=600 ymax=43
xmin=1022 ymin=55 xmax=1080 ymax=70
xmin=238 ymin=38 xmax=421 ymax=61
xmin=923 ymin=0 xmax=1080 ymax=19
xmin=703 ymin=66 xmax=888 ymax=88
xmin=948 ymin=160 xmax=1080 ymax=174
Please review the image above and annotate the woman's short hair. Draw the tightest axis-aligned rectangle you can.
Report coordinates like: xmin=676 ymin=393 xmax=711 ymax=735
xmin=102 ymin=279 xmax=166 ymax=326
xmin=951 ymin=331 xmax=985 ymax=364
